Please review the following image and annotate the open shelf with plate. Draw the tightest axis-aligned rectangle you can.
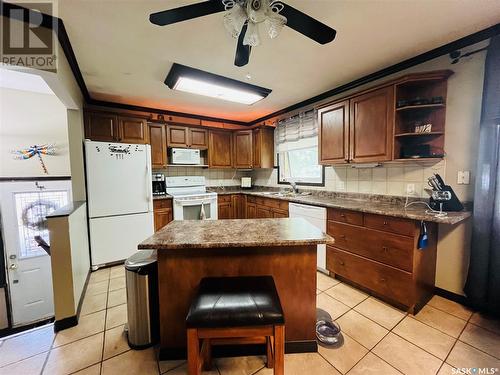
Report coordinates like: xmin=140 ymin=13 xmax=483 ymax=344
xmin=393 ymin=70 xmax=452 ymax=161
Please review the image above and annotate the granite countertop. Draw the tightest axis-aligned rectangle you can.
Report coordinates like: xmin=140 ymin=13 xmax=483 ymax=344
xmin=208 ymin=187 xmax=471 ymax=225
xmin=138 ymin=217 xmax=334 ymax=250
xmin=153 ymin=194 xmax=172 ymax=200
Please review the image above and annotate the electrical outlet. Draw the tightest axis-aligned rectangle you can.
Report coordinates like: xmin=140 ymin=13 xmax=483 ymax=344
xmin=457 ymin=171 xmax=470 ymax=185
xmin=406 ymin=183 xmax=416 ymax=195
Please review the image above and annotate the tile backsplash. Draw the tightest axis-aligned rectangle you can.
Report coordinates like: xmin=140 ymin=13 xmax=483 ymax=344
xmin=252 ymin=160 xmax=446 ymax=198
xmin=154 ymin=167 xmax=251 ymax=188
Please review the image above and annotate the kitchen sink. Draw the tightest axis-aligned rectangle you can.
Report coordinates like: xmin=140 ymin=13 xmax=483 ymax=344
xmin=261 ymin=191 xmax=311 ymax=197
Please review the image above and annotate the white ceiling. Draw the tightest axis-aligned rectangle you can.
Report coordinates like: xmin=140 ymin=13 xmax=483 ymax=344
xmin=58 ymin=0 xmax=500 ymax=122
xmin=0 ymin=67 xmax=55 ymax=95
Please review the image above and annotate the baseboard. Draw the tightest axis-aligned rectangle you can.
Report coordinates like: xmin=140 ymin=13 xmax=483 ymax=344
xmin=54 ymin=315 xmax=78 ymax=332
xmin=434 ymin=287 xmax=470 ymax=307
xmin=158 ymin=340 xmax=317 ymax=361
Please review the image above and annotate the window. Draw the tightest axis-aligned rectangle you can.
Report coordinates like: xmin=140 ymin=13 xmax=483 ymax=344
xmin=276 ymin=112 xmax=324 ymax=186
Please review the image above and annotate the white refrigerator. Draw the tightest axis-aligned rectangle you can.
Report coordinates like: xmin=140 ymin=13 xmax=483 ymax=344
xmin=85 ymin=140 xmax=154 ymax=267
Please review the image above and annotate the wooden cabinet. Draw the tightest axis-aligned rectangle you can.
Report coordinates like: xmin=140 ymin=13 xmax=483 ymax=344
xmin=246 ymin=196 xmax=288 ymax=219
xmin=232 ymin=194 xmax=246 ymax=219
xmin=208 ymin=130 xmax=233 ymax=168
xmin=253 ymin=127 xmax=274 ymax=168
xmin=318 ymin=100 xmax=349 ymax=164
xmin=167 ymin=126 xmax=208 ymax=149
xmin=349 ymin=86 xmax=394 ymax=162
xmin=153 ymin=199 xmax=173 ymax=232
xmin=326 ymin=208 xmax=437 ymax=314
xmin=84 ymin=111 xmax=148 ymax=144
xmin=318 ymin=86 xmax=393 ymax=164
xmin=119 ymin=116 xmax=148 ymax=144
xmin=84 ymin=112 xmax=118 ymax=142
xmin=149 ymin=123 xmax=167 ymax=169
xmin=217 ymin=195 xmax=232 ymax=219
xmin=190 ymin=128 xmax=208 ymax=149
xmin=167 ymin=126 xmax=189 ymax=147
xmin=233 ymin=130 xmax=253 ymax=169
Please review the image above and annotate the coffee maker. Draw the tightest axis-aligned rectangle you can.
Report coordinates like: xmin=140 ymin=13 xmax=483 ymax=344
xmin=152 ymin=173 xmax=166 ymax=195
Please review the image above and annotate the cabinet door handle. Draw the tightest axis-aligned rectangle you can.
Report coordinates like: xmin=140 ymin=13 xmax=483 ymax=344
xmin=339 ymin=234 xmax=346 ymax=240
xmin=382 ymin=246 xmax=388 ymax=252
xmin=339 ymin=260 xmax=345 ymax=266
xmin=380 ymin=277 xmax=387 ymax=282
xmin=383 ymin=221 xmax=388 ymax=225
xmin=340 ymin=213 xmax=346 ymax=218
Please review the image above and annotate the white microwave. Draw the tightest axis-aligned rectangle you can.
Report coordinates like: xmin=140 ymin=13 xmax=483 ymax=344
xmin=171 ymin=148 xmax=201 ymax=165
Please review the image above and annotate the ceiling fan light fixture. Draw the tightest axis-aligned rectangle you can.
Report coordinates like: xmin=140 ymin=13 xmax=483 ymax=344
xmin=266 ymin=12 xmax=287 ymax=39
xmin=243 ymin=21 xmax=261 ymax=47
xmin=223 ymin=3 xmax=247 ymax=39
xmin=164 ymin=63 xmax=272 ymax=105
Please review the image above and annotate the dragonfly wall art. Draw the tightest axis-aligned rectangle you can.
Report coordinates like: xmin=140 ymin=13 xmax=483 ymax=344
xmin=11 ymin=144 xmax=57 ymax=174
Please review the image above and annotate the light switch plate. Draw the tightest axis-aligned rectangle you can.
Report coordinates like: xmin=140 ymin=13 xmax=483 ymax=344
xmin=406 ymin=183 xmax=416 ymax=195
xmin=457 ymin=171 xmax=470 ymax=185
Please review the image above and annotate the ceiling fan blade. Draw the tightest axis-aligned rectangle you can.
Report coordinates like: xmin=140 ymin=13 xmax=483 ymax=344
xmin=279 ymin=3 xmax=336 ymax=44
xmin=234 ymin=24 xmax=251 ymax=67
xmin=150 ymin=0 xmax=226 ymax=26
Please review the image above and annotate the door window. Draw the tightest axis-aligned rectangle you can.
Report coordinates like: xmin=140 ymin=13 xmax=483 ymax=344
xmin=14 ymin=191 xmax=68 ymax=259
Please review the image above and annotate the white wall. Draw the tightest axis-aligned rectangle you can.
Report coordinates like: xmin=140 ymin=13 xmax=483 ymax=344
xmin=252 ymin=41 xmax=488 ymax=296
xmin=0 ymin=87 xmax=71 ymax=177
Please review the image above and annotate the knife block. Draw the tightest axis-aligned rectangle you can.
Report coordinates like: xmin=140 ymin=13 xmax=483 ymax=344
xmin=429 ymin=185 xmax=464 ymax=212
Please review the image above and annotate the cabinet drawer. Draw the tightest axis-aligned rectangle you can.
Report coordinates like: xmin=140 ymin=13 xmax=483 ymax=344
xmin=218 ymin=195 xmax=232 ymax=203
xmin=153 ymin=199 xmax=172 ymax=210
xmin=247 ymin=196 xmax=256 ymax=203
xmin=255 ymin=197 xmax=288 ymax=211
xmin=364 ymin=213 xmax=415 ymax=237
xmin=327 ymin=222 xmax=413 ymax=271
xmin=327 ymin=208 xmax=363 ymax=226
xmin=327 ymin=246 xmax=412 ymax=306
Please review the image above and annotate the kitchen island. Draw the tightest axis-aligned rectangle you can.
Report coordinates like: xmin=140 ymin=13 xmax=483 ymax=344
xmin=138 ymin=218 xmax=334 ymax=359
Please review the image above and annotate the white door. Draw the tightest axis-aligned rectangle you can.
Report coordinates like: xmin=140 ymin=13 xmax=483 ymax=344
xmin=0 ymin=180 xmax=71 ymax=326
xmin=85 ymin=141 xmax=152 ymax=218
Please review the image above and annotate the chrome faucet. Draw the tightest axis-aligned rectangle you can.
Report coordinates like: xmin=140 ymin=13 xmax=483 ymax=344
xmin=289 ymin=179 xmax=299 ymax=194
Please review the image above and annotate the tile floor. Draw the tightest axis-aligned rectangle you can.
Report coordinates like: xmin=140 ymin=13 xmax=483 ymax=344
xmin=0 ymin=268 xmax=499 ymax=374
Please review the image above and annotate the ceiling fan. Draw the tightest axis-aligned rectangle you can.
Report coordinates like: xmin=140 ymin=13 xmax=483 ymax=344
xmin=150 ymin=0 xmax=336 ymax=67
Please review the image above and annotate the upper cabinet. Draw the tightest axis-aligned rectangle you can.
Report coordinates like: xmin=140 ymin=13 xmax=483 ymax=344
xmin=85 ymin=111 xmax=148 ymax=144
xmin=253 ymin=127 xmax=274 ymax=169
xmin=233 ymin=130 xmax=253 ymax=169
xmin=208 ymin=130 xmax=233 ymax=168
xmin=167 ymin=125 xmax=208 ymax=149
xmin=84 ymin=112 xmax=119 ymax=142
xmin=349 ymin=86 xmax=394 ymax=163
xmin=119 ymin=116 xmax=148 ymax=144
xmin=318 ymin=70 xmax=450 ymax=164
xmin=149 ymin=123 xmax=167 ymax=169
xmin=318 ymin=100 xmax=349 ymax=164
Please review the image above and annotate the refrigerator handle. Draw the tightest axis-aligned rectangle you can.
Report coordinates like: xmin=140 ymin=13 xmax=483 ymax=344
xmin=146 ymin=162 xmax=151 ymax=202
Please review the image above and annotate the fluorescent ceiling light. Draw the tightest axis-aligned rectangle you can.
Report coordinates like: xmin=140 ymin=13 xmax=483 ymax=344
xmin=165 ymin=63 xmax=271 ymax=105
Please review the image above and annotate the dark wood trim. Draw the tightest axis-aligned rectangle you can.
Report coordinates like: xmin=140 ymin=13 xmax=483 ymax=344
xmin=159 ymin=340 xmax=317 ymax=360
xmin=0 ymin=176 xmax=71 ymax=182
xmin=249 ymin=23 xmax=500 ymax=125
xmin=53 ymin=315 xmax=78 ymax=332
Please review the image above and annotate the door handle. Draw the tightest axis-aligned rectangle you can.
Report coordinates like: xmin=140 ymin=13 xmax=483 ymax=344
xmin=9 ymin=263 xmax=18 ymax=270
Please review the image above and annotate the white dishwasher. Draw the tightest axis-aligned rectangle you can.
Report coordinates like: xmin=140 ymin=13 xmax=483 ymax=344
xmin=289 ymin=202 xmax=327 ymax=272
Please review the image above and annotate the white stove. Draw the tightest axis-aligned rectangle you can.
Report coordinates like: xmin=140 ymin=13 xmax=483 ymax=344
xmin=166 ymin=176 xmax=217 ymax=220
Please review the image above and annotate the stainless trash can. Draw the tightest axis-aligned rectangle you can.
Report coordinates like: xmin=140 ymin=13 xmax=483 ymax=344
xmin=125 ymin=250 xmax=159 ymax=349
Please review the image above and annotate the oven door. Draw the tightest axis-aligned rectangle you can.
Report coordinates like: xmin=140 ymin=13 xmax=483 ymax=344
xmin=173 ymin=197 xmax=218 ymax=220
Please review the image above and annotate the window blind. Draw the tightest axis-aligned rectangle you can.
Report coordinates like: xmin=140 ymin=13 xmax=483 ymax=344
xmin=275 ymin=111 xmax=318 ymax=153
